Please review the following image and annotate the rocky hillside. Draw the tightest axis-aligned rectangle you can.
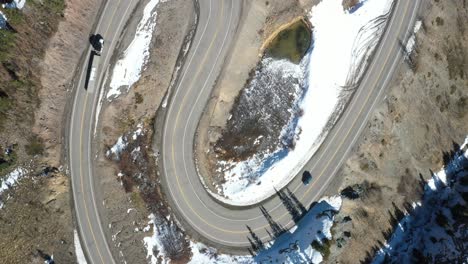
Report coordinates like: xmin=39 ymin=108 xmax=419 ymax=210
xmin=0 ymin=0 xmax=103 ymax=262
xmin=323 ymin=0 xmax=468 ymax=262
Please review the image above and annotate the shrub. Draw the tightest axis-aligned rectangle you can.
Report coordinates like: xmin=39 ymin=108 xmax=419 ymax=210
xmin=25 ymin=135 xmax=44 ymax=156
xmin=135 ymin=92 xmax=143 ymax=104
xmin=2 ymin=8 xmax=23 ymax=25
xmin=311 ymin=238 xmax=331 ymax=259
xmin=0 ymin=30 xmax=15 ymax=63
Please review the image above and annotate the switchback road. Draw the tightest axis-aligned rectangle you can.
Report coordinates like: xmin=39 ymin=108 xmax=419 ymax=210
xmin=68 ymin=0 xmax=138 ymax=263
xmin=69 ymin=0 xmax=424 ymax=262
xmin=161 ymin=0 xmax=423 ymax=251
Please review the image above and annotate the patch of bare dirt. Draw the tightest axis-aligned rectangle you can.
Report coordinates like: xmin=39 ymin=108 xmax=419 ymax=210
xmin=322 ymin=1 xmax=468 ymax=262
xmin=34 ymin=0 xmax=103 ymax=167
xmin=0 ymin=171 xmax=75 ymax=263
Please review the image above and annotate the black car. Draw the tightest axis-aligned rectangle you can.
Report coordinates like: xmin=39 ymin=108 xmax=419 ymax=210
xmin=89 ymin=34 xmax=104 ymax=55
xmin=302 ymin=171 xmax=313 ymax=185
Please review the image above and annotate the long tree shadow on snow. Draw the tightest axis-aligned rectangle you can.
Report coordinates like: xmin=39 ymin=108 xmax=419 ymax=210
xmin=246 ymin=197 xmax=340 ymax=263
xmin=364 ymin=139 xmax=468 ymax=263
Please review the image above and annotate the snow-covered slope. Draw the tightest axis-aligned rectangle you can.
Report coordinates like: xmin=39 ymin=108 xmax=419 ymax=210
xmin=145 ymin=196 xmax=342 ymax=264
xmin=107 ymin=0 xmax=167 ymax=99
xmin=373 ymin=136 xmax=468 ymax=263
xmin=214 ymin=0 xmax=394 ymax=205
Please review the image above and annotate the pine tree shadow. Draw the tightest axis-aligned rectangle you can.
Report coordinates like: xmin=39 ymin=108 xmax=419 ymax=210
xmin=247 ymin=199 xmax=338 ymax=263
xmin=366 ymin=140 xmax=468 ymax=263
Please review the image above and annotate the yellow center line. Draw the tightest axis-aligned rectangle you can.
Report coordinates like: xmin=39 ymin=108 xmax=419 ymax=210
xmin=79 ymin=93 xmax=107 ymax=264
xmin=171 ymin=0 xmax=412 ymax=236
xmin=269 ymin=0 xmax=414 ymax=233
xmin=78 ymin=0 xmax=124 ymax=263
xmin=274 ymin=0 xmax=413 ymax=232
xmin=302 ymin=0 xmax=411 ymax=200
xmin=170 ymin=0 xmax=238 ymax=231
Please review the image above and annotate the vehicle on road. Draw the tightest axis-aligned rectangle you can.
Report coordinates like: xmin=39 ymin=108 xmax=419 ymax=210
xmin=302 ymin=171 xmax=313 ymax=185
xmin=89 ymin=34 xmax=104 ymax=55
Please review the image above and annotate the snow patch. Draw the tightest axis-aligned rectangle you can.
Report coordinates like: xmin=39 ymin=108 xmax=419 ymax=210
xmin=106 ymin=136 xmax=127 ymax=158
xmin=218 ymin=58 xmax=305 ymax=199
xmin=405 ymin=20 xmax=422 ymax=54
xmin=143 ymin=215 xmax=166 ymax=264
xmin=188 ymin=196 xmax=342 ymax=263
xmin=373 ymin=135 xmax=468 ymax=263
xmin=106 ymin=124 xmax=145 ymax=159
xmin=2 ymin=0 xmax=26 ymax=9
xmin=0 ymin=11 xmax=7 ymax=29
xmin=188 ymin=242 xmax=252 ymax=264
xmin=74 ymin=230 xmax=88 ymax=264
xmin=107 ymin=0 xmax=166 ymax=99
xmin=143 ymin=213 xmax=186 ymax=264
xmin=215 ymin=0 xmax=394 ymax=205
xmin=132 ymin=123 xmax=144 ymax=140
xmin=0 ymin=167 xmax=27 ymax=208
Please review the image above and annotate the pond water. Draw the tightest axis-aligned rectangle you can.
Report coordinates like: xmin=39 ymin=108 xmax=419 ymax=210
xmin=264 ymin=18 xmax=312 ymax=64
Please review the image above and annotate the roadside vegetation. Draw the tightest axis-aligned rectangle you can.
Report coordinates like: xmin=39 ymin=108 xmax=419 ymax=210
xmin=105 ymin=122 xmax=192 ymax=262
xmin=323 ymin=0 xmax=468 ymax=262
xmin=0 ymin=1 xmax=65 ymax=174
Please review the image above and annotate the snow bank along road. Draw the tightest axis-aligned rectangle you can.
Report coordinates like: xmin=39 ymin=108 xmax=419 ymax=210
xmin=67 ymin=0 xmax=138 ymax=263
xmin=161 ymin=0 xmax=424 ymax=251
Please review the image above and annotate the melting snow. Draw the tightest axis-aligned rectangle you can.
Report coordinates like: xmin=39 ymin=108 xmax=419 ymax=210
xmin=373 ymin=135 xmax=468 ymax=263
xmin=0 ymin=11 xmax=7 ymax=29
xmin=144 ymin=196 xmax=341 ymax=263
xmin=0 ymin=167 xmax=27 ymax=204
xmin=107 ymin=0 xmax=166 ymax=99
xmin=187 ymin=196 xmax=342 ymax=264
xmin=74 ymin=230 xmax=88 ymax=264
xmin=2 ymin=0 xmax=26 ymax=9
xmin=132 ymin=123 xmax=144 ymax=140
xmin=217 ymin=0 xmax=394 ymax=205
xmin=188 ymin=242 xmax=252 ymax=264
xmin=106 ymin=123 xmax=145 ymax=159
xmin=143 ymin=232 xmax=165 ymax=264
xmin=143 ymin=213 xmax=185 ymax=264
xmin=405 ymin=20 xmax=422 ymax=54
xmin=106 ymin=136 xmax=127 ymax=158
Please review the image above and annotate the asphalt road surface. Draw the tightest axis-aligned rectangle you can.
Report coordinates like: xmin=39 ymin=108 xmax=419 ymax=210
xmin=161 ymin=0 xmax=424 ymax=251
xmin=68 ymin=0 xmax=138 ymax=263
xmin=69 ymin=0 xmax=424 ymax=262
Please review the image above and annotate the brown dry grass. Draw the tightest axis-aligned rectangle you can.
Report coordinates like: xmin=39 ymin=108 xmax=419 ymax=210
xmin=0 ymin=2 xmax=64 ymax=168
xmin=342 ymin=0 xmax=360 ymax=11
xmin=0 ymin=172 xmax=76 ymax=263
xmin=0 ymin=0 xmax=103 ymax=262
xmin=34 ymin=0 xmax=103 ymax=167
xmin=325 ymin=0 xmax=468 ymax=262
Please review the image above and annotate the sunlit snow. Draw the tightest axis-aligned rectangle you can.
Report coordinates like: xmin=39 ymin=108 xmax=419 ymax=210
xmin=373 ymin=136 xmax=468 ymax=263
xmin=217 ymin=0 xmax=394 ymax=205
xmin=74 ymin=230 xmax=88 ymax=264
xmin=0 ymin=167 xmax=27 ymax=208
xmin=107 ymin=0 xmax=167 ymax=99
xmin=2 ymin=0 xmax=26 ymax=9
xmin=145 ymin=196 xmax=342 ymax=264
